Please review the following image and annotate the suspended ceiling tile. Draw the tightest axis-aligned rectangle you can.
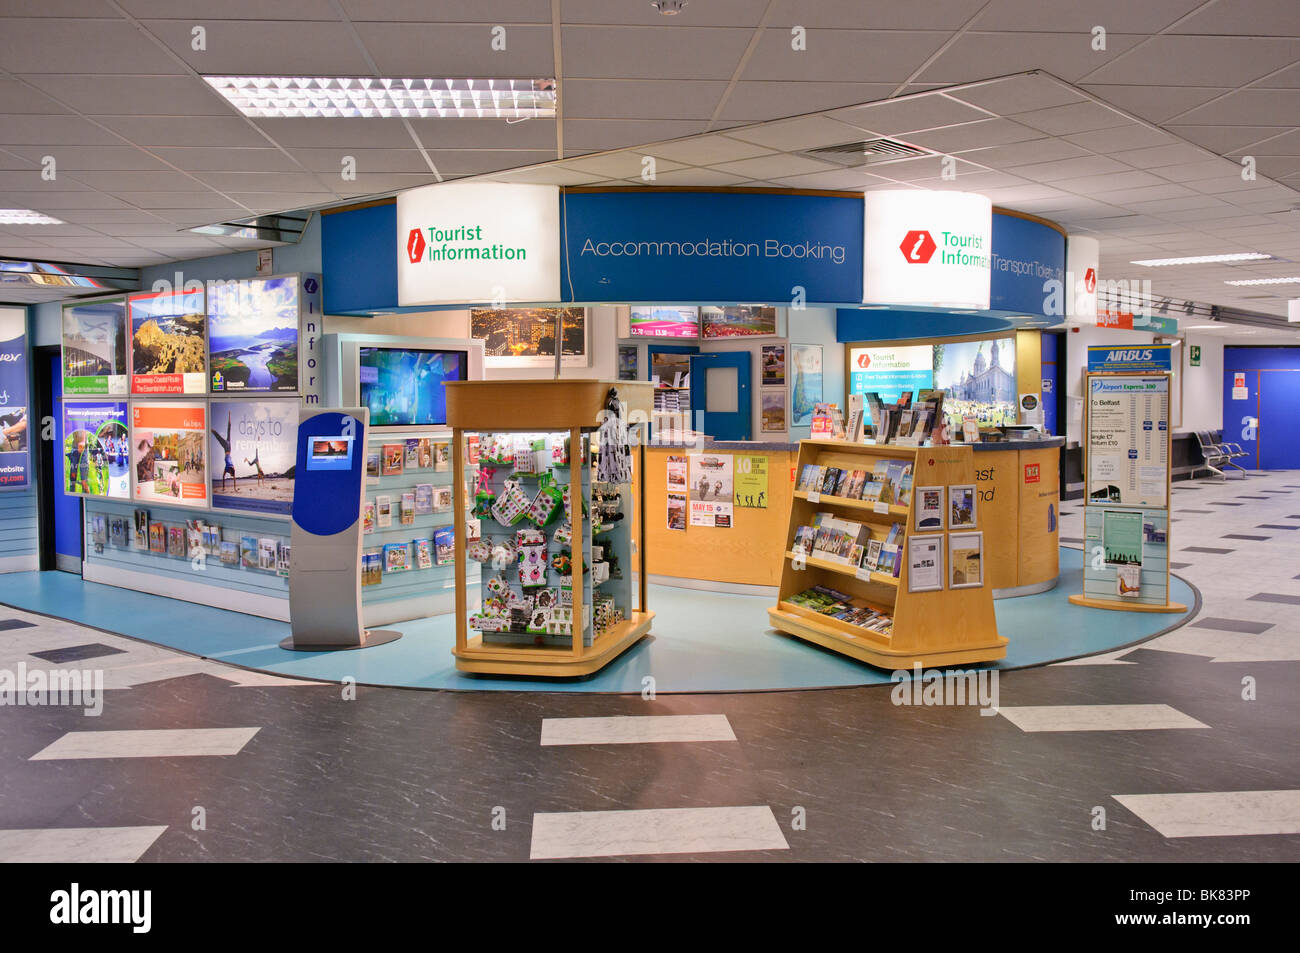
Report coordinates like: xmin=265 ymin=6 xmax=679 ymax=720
xmin=1111 ymin=143 xmax=1214 ymax=171
xmin=947 ymin=73 xmax=1085 ymax=115
xmin=562 ymin=26 xmax=755 ymax=81
xmin=644 ymin=134 xmax=775 ymax=166
xmin=422 ymin=149 xmax=554 ymax=174
xmin=1166 ymin=0 xmax=1300 ymax=36
xmin=405 ymin=118 xmax=558 ymax=151
xmin=561 ymin=80 xmax=730 ymax=120
xmin=0 ymin=78 xmax=69 ymax=115
xmin=987 ymin=153 xmax=1129 ymax=183
xmin=191 ymin=171 xmax=335 ymax=192
xmin=249 ymin=118 xmax=414 ymax=149
xmin=287 ymin=148 xmax=431 ymax=174
xmin=142 ymin=19 xmax=372 ymax=74
xmin=1013 ymin=99 xmax=1131 ymax=135
xmin=562 ymin=0 xmax=770 ymax=27
xmin=961 ymin=139 xmax=1092 ymax=167
xmin=19 ymin=75 xmax=232 ymax=117
xmin=2 ymin=144 xmax=173 ymax=172
xmin=1063 ymin=123 xmax=1177 ymax=153
xmin=1082 ymin=36 xmax=1300 ymax=87
xmin=710 ymin=153 xmax=840 ymax=178
xmin=0 ymin=191 xmax=130 ymax=209
xmin=152 ymin=147 xmax=302 ymax=173
xmin=69 ymin=170 xmax=216 ymax=192
xmin=973 ymin=0 xmax=1206 ymax=32
xmin=1173 ymin=89 xmax=1300 ymax=127
xmin=723 ymin=115 xmax=870 ymax=150
xmin=562 ymin=119 xmax=710 ymax=152
xmin=354 ymin=22 xmax=554 ymax=75
xmin=330 ymin=173 xmax=442 ymax=194
xmin=1165 ymin=124 xmax=1291 ymax=155
xmin=558 ymin=153 xmax=685 ymax=180
xmin=489 ymin=165 xmax=607 ymax=186
xmin=0 ymin=114 xmax=121 ymax=145
xmin=0 ymin=18 xmax=185 ymax=74
xmin=1078 ymin=83 xmax=1233 ymax=124
xmin=1150 ymin=158 xmax=1248 ymax=183
xmin=131 ymin=192 xmax=256 ymax=209
xmin=901 ymin=118 xmax=1043 ymax=152
xmin=106 ymin=116 xmax=273 ymax=147
xmin=718 ymin=82 xmax=896 ymax=122
xmin=916 ymin=32 xmax=1146 ymax=85
xmin=1223 ymin=129 xmax=1300 ymax=157
xmin=767 ymin=0 xmax=987 ymax=29
xmin=637 ymin=167 xmax=756 ymax=188
xmin=830 ymin=93 xmax=994 ymax=137
xmin=741 ymin=29 xmax=949 ymax=83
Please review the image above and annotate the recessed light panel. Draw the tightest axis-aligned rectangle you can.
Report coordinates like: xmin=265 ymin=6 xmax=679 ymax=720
xmin=1131 ymin=253 xmax=1272 ymax=267
xmin=203 ymin=76 xmax=557 ymax=119
xmin=0 ymin=209 xmax=65 ymax=225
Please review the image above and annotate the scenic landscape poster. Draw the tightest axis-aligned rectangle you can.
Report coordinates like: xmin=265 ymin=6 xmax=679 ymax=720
xmin=469 ymin=307 xmax=587 ymax=367
xmin=62 ymin=298 xmax=127 ymax=395
xmin=790 ymin=344 xmax=823 ymax=427
xmin=700 ymin=306 xmax=778 ymax=338
xmin=209 ymin=399 xmax=298 ymax=517
xmin=131 ymin=401 xmax=208 ymax=508
xmin=61 ymin=400 xmax=129 ymax=499
xmin=208 ymin=277 xmax=300 ymax=393
xmin=128 ymin=288 xmax=206 ymax=395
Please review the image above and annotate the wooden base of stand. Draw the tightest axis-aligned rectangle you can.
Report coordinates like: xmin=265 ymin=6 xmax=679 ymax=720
xmin=1068 ymin=595 xmax=1187 ymax=614
xmin=768 ymin=607 xmax=1008 ymax=670
xmin=453 ymin=611 xmax=655 ymax=677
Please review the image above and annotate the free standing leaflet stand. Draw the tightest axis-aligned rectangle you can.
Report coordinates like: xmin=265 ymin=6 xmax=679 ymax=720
xmin=445 ymin=380 xmax=655 ymax=677
xmin=1069 ymin=371 xmax=1186 ymax=613
xmin=768 ymin=439 xmax=1006 ymax=669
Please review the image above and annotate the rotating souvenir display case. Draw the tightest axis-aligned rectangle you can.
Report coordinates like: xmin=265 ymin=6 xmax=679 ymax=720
xmin=445 ymin=380 xmax=654 ymax=676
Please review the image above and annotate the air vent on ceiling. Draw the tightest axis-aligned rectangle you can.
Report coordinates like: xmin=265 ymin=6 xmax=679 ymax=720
xmin=802 ymin=137 xmax=933 ymax=167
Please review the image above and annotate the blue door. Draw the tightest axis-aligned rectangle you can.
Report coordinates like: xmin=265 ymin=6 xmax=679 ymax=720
xmin=50 ymin=353 xmax=83 ymax=571
xmin=1260 ymin=370 xmax=1300 ymax=470
xmin=1222 ymin=369 xmax=1259 ymax=468
xmin=690 ymin=351 xmax=752 ymax=441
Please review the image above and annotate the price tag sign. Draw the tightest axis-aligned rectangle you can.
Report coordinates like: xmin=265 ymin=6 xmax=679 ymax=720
xmin=855 ymin=566 xmax=874 ymax=583
xmin=807 ymin=490 xmax=820 ymax=504
xmin=874 ymin=501 xmax=891 ymax=515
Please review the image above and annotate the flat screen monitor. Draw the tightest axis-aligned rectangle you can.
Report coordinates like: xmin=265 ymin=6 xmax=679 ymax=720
xmin=358 ymin=347 xmax=467 ymax=427
xmin=629 ymin=306 xmax=699 ymax=339
xmin=307 ymin=435 xmax=354 ymax=471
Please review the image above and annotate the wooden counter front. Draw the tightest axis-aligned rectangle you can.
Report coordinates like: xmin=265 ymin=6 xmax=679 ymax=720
xmin=972 ymin=439 xmax=1063 ymax=594
xmin=638 ymin=444 xmax=795 ymax=588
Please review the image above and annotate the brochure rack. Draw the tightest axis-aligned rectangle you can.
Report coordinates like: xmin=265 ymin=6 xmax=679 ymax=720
xmin=445 ymin=380 xmax=654 ymax=677
xmin=768 ymin=439 xmax=1006 ymax=669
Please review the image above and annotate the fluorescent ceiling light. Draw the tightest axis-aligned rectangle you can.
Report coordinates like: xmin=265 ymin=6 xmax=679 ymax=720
xmin=203 ymin=76 xmax=557 ymax=119
xmin=1224 ymin=277 xmax=1300 ymax=286
xmin=0 ymin=208 xmax=64 ymax=225
xmin=1131 ymin=253 xmax=1272 ymax=266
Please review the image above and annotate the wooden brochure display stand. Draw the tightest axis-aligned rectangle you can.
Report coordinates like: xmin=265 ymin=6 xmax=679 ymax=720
xmin=768 ymin=439 xmax=1007 ymax=669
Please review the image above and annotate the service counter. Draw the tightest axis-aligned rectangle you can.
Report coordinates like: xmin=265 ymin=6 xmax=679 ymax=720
xmin=634 ymin=435 xmax=1063 ymax=598
xmin=638 ymin=440 xmax=797 ymax=592
xmin=970 ymin=436 xmax=1065 ymax=596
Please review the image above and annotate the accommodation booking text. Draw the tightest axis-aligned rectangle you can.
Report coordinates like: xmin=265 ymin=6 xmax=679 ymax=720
xmin=579 ymin=237 xmax=848 ymax=265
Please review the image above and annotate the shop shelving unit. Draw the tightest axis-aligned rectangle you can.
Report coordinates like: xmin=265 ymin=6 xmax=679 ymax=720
xmin=445 ymin=379 xmax=654 ymax=677
xmin=768 ymin=439 xmax=1006 ymax=669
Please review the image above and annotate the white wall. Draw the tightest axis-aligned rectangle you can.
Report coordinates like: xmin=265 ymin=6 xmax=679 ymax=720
xmin=1181 ymin=334 xmax=1223 ymax=434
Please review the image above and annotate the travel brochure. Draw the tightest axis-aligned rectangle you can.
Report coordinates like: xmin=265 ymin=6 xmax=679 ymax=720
xmin=792 ymin=514 xmax=905 ymax=577
xmin=131 ymin=401 xmax=209 ymax=508
xmin=796 ymin=458 xmax=914 ymax=507
xmin=128 ymin=288 xmax=207 ymax=395
xmin=62 ymin=298 xmax=128 ymax=395
xmin=112 ymin=505 xmax=291 ymax=574
xmin=61 ymin=400 xmax=130 ymax=499
xmin=207 ymin=277 xmax=299 ymax=393
xmin=786 ymin=585 xmax=893 ymax=637
xmin=209 ymin=399 xmax=297 ymax=517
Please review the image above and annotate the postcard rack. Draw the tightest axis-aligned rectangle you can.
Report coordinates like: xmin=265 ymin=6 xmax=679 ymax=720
xmin=445 ymin=379 xmax=654 ymax=677
xmin=768 ymin=439 xmax=1006 ymax=669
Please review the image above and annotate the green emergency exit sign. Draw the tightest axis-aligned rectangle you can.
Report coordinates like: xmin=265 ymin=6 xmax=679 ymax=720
xmin=1190 ymin=344 xmax=1201 ymax=366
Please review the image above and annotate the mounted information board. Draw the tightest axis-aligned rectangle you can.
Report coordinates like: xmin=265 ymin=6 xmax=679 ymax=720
xmin=1086 ymin=375 xmax=1169 ymax=508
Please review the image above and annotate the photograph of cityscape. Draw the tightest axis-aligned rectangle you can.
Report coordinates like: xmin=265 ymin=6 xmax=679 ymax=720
xmin=700 ymin=305 xmax=778 ymax=338
xmin=469 ymin=307 xmax=586 ymax=366
xmin=933 ymin=337 xmax=1017 ymax=432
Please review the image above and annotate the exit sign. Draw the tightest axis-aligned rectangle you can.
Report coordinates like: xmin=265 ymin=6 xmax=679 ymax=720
xmin=1190 ymin=344 xmax=1201 ymax=366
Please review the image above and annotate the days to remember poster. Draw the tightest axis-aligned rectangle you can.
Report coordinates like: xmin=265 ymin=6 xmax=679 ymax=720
xmin=688 ymin=452 xmax=733 ymax=528
xmin=62 ymin=400 xmax=129 ymax=499
xmin=131 ymin=401 xmax=208 ymax=508
xmin=209 ymin=399 xmax=298 ymax=516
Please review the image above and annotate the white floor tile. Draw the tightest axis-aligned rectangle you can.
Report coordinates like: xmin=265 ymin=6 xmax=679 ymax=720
xmin=998 ymin=704 xmax=1209 ymax=732
xmin=1114 ymin=790 xmax=1300 ymax=838
xmin=30 ymin=727 xmax=261 ymax=760
xmin=530 ymin=806 xmax=789 ymax=859
xmin=540 ymin=714 xmax=736 ymax=746
xmin=0 ymin=826 xmax=167 ymax=863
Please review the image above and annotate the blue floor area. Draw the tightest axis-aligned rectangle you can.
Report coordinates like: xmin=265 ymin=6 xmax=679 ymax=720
xmin=1 ymin=548 xmax=1195 ymax=693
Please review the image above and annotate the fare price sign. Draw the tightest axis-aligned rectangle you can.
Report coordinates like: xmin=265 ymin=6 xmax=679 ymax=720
xmin=1086 ymin=375 xmax=1169 ymax=508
